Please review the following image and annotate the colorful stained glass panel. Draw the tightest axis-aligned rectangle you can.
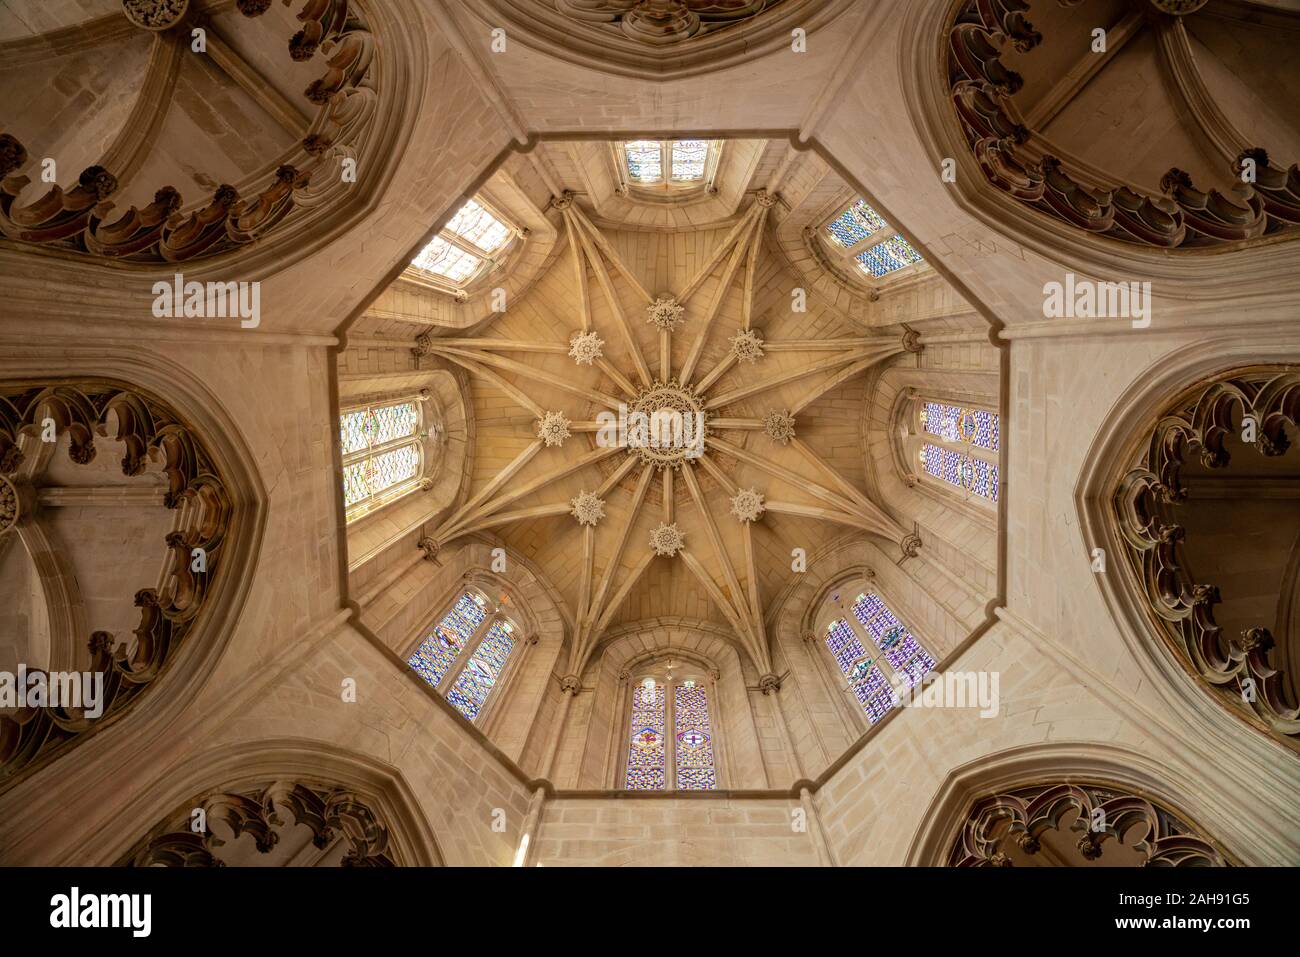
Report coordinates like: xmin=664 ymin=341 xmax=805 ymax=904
xmin=674 ymin=683 xmax=716 ymax=790
xmin=407 ymin=592 xmax=487 ymax=688
xmin=339 ymin=402 xmax=419 ymax=456
xmin=920 ymin=443 xmax=998 ymax=502
xmin=625 ymin=683 xmax=666 ymax=790
xmin=342 ymin=442 xmax=420 ymax=507
xmin=852 ymin=594 xmax=937 ymax=692
xmin=826 ymin=198 xmax=888 ymax=248
xmin=920 ymin=402 xmax=999 ymax=452
xmin=855 ymin=235 xmax=923 ymax=277
xmin=447 ymin=618 xmax=516 ymax=721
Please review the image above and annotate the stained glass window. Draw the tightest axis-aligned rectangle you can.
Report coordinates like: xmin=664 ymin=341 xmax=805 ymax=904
xmin=855 ymin=235 xmax=924 ymax=278
xmin=410 ymin=195 xmax=515 ymax=287
xmin=340 ymin=397 xmax=423 ymax=515
xmin=411 ymin=235 xmax=482 ymax=283
xmin=826 ymin=618 xmax=896 ymax=723
xmin=407 ymin=592 xmax=487 ymax=689
xmin=624 ymin=140 xmax=663 ymax=183
xmin=852 ymin=594 xmax=936 ymax=691
xmin=445 ymin=199 xmax=511 ymax=254
xmin=447 ymin=618 xmax=516 ymax=721
xmin=625 ymin=681 xmax=667 ymax=790
xmin=623 ymin=140 xmax=715 ymax=187
xmin=674 ymin=683 xmax=717 ymax=790
xmin=826 ymin=199 xmax=888 ymax=248
xmin=343 ymin=442 xmax=420 ymax=508
xmin=824 ymin=197 xmax=925 ymax=282
xmin=670 ymin=139 xmax=708 ymax=181
xmin=920 ymin=443 xmax=999 ymax=502
xmin=339 ymin=401 xmax=419 ymax=456
xmin=920 ymin=402 xmax=999 ymax=452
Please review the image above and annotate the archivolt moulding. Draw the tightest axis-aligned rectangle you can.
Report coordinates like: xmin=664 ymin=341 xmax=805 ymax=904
xmin=0 ymin=0 xmax=415 ymax=281
xmin=1078 ymin=344 xmax=1300 ymax=785
xmin=901 ymin=0 xmax=1300 ymax=293
xmin=0 ymin=354 xmax=265 ymax=840
xmin=907 ymin=743 xmax=1242 ymax=867
xmin=467 ymin=0 xmax=858 ymax=80
xmin=0 ymin=379 xmax=232 ymax=790
xmin=104 ymin=738 xmax=443 ymax=867
xmin=1111 ymin=367 xmax=1300 ymax=750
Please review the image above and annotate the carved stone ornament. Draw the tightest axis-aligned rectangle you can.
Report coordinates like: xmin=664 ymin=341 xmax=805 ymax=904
xmin=417 ymin=536 xmax=440 ymax=562
xmin=945 ymin=1 xmax=1300 ymax=248
xmin=569 ymin=489 xmax=606 ymax=526
xmin=649 ymin=521 xmax=685 ymax=557
xmin=121 ymin=781 xmax=397 ymax=866
xmin=0 ymin=474 xmax=18 ymax=535
xmin=560 ymin=674 xmax=582 ymax=694
xmin=0 ymin=382 xmax=231 ymax=790
xmin=762 ymin=409 xmax=796 ymax=445
xmin=536 ymin=410 xmax=572 ymax=448
xmin=729 ymin=328 xmax=765 ymax=363
xmin=556 ymin=0 xmax=781 ymax=45
xmin=948 ymin=781 xmax=1231 ymax=867
xmin=1149 ymin=0 xmax=1210 ymax=13
xmin=569 ymin=330 xmax=605 ymax=366
xmin=729 ymin=486 xmax=765 ymax=523
xmin=900 ymin=532 xmax=923 ymax=558
xmin=1113 ymin=369 xmax=1300 ymax=748
xmin=647 ymin=296 xmax=686 ymax=331
xmin=758 ymin=672 xmax=782 ymax=695
xmin=2 ymin=1 xmax=377 ymax=264
xmin=121 ymin=0 xmax=190 ymax=30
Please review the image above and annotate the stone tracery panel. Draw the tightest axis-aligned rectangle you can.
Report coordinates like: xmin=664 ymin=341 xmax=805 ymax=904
xmin=121 ymin=780 xmax=398 ymax=866
xmin=0 ymin=0 xmax=377 ymax=264
xmin=0 ymin=380 xmax=231 ymax=788
xmin=948 ymin=780 xmax=1231 ymax=867
xmin=1113 ymin=368 xmax=1300 ymax=750
xmin=944 ymin=0 xmax=1300 ymax=249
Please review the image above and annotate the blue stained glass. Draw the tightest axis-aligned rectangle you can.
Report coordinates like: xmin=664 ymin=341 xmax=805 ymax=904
xmin=920 ymin=402 xmax=999 ymax=452
xmin=855 ymin=235 xmax=923 ymax=277
xmin=920 ymin=443 xmax=998 ymax=502
xmin=407 ymin=592 xmax=486 ymax=689
xmin=852 ymin=665 xmax=898 ymax=723
xmin=852 ymin=594 xmax=936 ymax=693
xmin=447 ymin=618 xmax=516 ymax=720
xmin=826 ymin=618 xmax=868 ymax=673
xmin=826 ymin=199 xmax=888 ymax=248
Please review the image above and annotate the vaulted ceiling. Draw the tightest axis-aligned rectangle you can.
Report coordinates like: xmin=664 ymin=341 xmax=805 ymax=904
xmin=344 ymin=135 xmax=991 ymax=676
